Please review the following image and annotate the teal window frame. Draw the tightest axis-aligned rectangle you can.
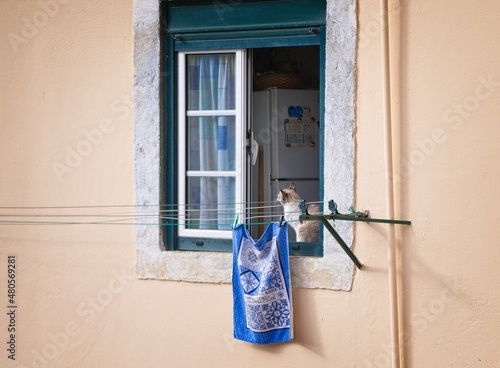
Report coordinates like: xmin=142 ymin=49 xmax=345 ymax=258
xmin=162 ymin=0 xmax=326 ymax=256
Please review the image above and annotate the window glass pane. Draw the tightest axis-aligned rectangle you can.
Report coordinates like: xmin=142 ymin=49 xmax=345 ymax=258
xmin=186 ymin=176 xmax=236 ymax=230
xmin=187 ymin=53 xmax=236 ymax=111
xmin=188 ymin=116 xmax=236 ymax=171
xmin=178 ymin=49 xmax=244 ymax=241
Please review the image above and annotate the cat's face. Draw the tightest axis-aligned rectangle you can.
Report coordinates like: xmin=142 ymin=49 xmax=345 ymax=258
xmin=277 ymin=182 xmax=301 ymax=205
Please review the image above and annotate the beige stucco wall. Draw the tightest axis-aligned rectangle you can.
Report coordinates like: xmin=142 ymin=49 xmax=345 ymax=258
xmin=0 ymin=1 xmax=498 ymax=368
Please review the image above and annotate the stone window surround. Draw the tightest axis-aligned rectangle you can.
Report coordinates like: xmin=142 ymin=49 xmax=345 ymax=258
xmin=133 ymin=0 xmax=357 ymax=290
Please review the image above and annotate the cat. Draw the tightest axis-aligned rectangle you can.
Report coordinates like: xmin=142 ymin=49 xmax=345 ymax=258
xmin=277 ymin=182 xmax=319 ymax=242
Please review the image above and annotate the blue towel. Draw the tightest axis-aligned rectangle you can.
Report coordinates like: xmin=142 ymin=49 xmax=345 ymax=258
xmin=232 ymin=222 xmax=293 ymax=344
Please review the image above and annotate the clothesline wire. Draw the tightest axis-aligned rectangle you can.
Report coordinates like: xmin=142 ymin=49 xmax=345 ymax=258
xmin=0 ymin=210 xmax=323 ymax=222
xmin=0 ymin=215 xmax=310 ymax=226
xmin=0 ymin=201 xmax=326 ymax=216
xmin=0 ymin=200 xmax=325 ymax=211
xmin=0 ymin=212 xmax=337 ymax=226
xmin=0 ymin=217 xmax=317 ymax=226
xmin=0 ymin=200 xmax=333 ymax=226
xmin=0 ymin=211 xmax=326 ymax=221
xmin=0 ymin=210 xmax=308 ymax=219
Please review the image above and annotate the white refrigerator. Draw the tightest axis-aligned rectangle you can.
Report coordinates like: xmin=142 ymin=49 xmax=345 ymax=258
xmin=252 ymin=88 xmax=320 ymax=236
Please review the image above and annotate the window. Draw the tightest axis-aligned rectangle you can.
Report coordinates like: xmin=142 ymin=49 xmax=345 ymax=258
xmin=163 ymin=0 xmax=326 ymax=256
xmin=177 ymin=50 xmax=247 ymax=241
xmin=135 ymin=0 xmax=358 ymax=288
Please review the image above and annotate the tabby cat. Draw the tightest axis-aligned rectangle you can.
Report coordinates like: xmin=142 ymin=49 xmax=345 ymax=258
xmin=277 ymin=182 xmax=319 ymax=242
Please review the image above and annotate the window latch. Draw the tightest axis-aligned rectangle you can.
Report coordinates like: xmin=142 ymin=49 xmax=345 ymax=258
xmin=247 ymin=131 xmax=259 ymax=165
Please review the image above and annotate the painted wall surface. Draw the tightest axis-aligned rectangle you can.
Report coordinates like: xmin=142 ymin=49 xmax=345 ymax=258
xmin=0 ymin=1 xmax=498 ymax=368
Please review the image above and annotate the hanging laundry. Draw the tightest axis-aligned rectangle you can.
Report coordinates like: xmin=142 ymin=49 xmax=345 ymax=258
xmin=232 ymin=222 xmax=293 ymax=344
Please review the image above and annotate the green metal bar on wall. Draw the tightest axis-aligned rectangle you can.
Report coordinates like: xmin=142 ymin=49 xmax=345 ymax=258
xmin=299 ymin=200 xmax=411 ymax=269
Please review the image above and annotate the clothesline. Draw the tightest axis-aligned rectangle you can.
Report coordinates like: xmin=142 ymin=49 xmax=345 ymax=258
xmin=0 ymin=200 xmax=330 ymax=227
xmin=0 ymin=200 xmax=324 ymax=211
xmin=0 ymin=213 xmax=329 ymax=226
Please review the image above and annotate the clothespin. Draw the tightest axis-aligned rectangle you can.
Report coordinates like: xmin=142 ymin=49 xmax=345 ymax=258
xmin=299 ymin=200 xmax=309 ymax=215
xmin=232 ymin=214 xmax=239 ymax=230
xmin=328 ymin=200 xmax=339 ymax=214
xmin=299 ymin=200 xmax=309 ymax=224
xmin=279 ymin=214 xmax=285 ymax=227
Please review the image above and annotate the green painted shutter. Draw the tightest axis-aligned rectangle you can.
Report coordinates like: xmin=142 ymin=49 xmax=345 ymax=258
xmin=165 ymin=0 xmax=326 ymax=33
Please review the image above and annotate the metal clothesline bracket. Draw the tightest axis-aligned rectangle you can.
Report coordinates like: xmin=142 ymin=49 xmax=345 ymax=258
xmin=299 ymin=200 xmax=411 ymax=270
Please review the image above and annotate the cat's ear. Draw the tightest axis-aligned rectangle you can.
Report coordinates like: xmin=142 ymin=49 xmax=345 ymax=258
xmin=289 ymin=182 xmax=296 ymax=191
xmin=280 ymin=189 xmax=287 ymax=199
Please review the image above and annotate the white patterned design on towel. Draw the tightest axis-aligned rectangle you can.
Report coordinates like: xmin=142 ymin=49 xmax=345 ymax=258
xmin=238 ymin=236 xmax=291 ymax=332
xmin=240 ymin=271 xmax=260 ymax=294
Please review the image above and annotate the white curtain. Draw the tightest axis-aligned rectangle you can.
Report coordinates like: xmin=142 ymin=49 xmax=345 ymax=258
xmin=188 ymin=54 xmax=236 ymax=229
